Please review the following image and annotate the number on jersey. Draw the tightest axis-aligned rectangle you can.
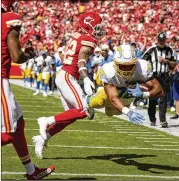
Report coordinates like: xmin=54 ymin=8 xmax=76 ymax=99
xmin=64 ymin=39 xmax=77 ymax=65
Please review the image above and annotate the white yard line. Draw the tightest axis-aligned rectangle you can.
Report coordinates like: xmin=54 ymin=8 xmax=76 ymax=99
xmin=134 ymin=137 xmax=173 ymax=140
xmin=18 ymin=144 xmax=179 ymax=151
xmin=152 ymin=144 xmax=179 ymax=147
xmin=2 ymin=172 xmax=179 ymax=179
xmin=144 ymin=141 xmax=179 ymax=143
xmin=23 ymin=110 xmax=57 ymax=114
xmin=25 ymin=129 xmax=113 ymax=133
xmin=20 ymin=105 xmax=57 ymax=107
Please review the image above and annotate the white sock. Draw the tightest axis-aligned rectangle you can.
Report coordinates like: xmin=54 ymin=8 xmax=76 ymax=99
xmin=24 ymin=162 xmax=35 ymax=175
xmin=47 ymin=116 xmax=56 ymax=125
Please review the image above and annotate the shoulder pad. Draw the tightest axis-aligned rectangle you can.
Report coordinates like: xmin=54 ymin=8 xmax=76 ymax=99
xmin=98 ymin=62 xmax=115 ymax=83
xmin=81 ymin=35 xmax=96 ymax=48
xmin=5 ymin=12 xmax=21 ymax=28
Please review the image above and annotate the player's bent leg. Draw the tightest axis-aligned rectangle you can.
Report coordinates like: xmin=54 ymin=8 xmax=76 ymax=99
xmin=37 ymin=109 xmax=86 ymax=140
xmin=33 ymin=121 xmax=73 ymax=159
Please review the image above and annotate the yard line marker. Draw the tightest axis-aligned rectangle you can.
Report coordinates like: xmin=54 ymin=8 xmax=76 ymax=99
xmin=2 ymin=172 xmax=179 ymax=179
xmin=18 ymin=100 xmax=51 ymax=103
xmin=136 ymin=135 xmax=165 ymax=138
xmin=117 ymin=131 xmax=153 ymax=134
xmin=144 ymin=141 xmax=179 ymax=143
xmin=23 ymin=117 xmax=103 ymax=122
xmin=23 ymin=110 xmax=58 ymax=114
xmin=7 ymin=144 xmax=177 ymax=151
xmin=20 ymin=105 xmax=57 ymax=108
xmin=135 ymin=138 xmax=173 ymax=140
xmin=25 ymin=129 xmax=113 ymax=133
xmin=152 ymin=144 xmax=179 ymax=147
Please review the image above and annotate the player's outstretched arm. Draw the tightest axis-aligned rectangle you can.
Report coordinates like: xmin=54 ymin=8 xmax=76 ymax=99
xmin=7 ymin=29 xmax=35 ymax=64
xmin=78 ymin=46 xmax=95 ymax=96
xmin=104 ymin=83 xmax=145 ymax=124
xmin=145 ymin=78 xmax=164 ymax=98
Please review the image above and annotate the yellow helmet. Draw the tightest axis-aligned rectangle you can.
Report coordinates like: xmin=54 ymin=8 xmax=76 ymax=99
xmin=114 ymin=44 xmax=137 ymax=79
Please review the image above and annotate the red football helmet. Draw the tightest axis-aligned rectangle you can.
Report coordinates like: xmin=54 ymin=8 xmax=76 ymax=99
xmin=78 ymin=12 xmax=106 ymax=39
xmin=1 ymin=0 xmax=18 ymax=12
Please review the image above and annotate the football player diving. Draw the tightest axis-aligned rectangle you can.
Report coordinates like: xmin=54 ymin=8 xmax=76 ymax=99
xmin=87 ymin=44 xmax=164 ymax=123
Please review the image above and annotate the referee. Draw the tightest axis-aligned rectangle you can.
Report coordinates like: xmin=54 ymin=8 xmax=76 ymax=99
xmin=142 ymin=32 xmax=176 ymax=128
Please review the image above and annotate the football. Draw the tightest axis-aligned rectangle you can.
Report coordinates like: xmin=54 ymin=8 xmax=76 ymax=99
xmin=128 ymin=83 xmax=151 ymax=92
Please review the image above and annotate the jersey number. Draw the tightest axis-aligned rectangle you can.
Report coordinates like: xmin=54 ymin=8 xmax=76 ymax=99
xmin=64 ymin=39 xmax=77 ymax=65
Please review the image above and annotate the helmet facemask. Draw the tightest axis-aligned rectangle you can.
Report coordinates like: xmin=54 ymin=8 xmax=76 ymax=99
xmin=92 ymin=23 xmax=106 ymax=39
xmin=114 ymin=61 xmax=137 ymax=79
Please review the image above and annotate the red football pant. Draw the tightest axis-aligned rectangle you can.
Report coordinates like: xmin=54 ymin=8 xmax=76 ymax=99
xmin=47 ymin=109 xmax=86 ymax=137
xmin=1 ymin=117 xmax=31 ymax=165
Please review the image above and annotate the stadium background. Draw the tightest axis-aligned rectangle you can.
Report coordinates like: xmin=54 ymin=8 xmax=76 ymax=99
xmin=10 ymin=0 xmax=179 ymax=78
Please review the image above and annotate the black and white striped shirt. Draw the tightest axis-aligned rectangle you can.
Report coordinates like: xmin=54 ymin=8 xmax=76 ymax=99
xmin=142 ymin=44 xmax=175 ymax=74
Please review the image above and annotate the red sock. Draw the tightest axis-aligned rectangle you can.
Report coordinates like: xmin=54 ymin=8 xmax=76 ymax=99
xmin=54 ymin=109 xmax=86 ymax=123
xmin=47 ymin=121 xmax=75 ymax=137
xmin=12 ymin=118 xmax=31 ymax=165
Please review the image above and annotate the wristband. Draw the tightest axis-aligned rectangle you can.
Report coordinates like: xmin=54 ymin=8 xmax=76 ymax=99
xmin=122 ymin=107 xmax=130 ymax=115
xmin=78 ymin=59 xmax=86 ymax=64
xmin=142 ymin=91 xmax=150 ymax=98
xmin=79 ymin=67 xmax=87 ymax=72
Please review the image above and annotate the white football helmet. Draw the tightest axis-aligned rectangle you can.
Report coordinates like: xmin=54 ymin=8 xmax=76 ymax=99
xmin=113 ymin=44 xmax=137 ymax=79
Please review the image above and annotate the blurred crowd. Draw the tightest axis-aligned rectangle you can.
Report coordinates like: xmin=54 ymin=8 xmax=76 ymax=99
xmin=19 ymin=0 xmax=179 ymax=53
xmin=19 ymin=0 xmax=179 ymax=115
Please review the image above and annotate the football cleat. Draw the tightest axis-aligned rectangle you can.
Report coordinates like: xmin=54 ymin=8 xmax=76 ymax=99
xmin=33 ymin=90 xmax=40 ymax=96
xmin=25 ymin=165 xmax=55 ymax=180
xmin=37 ymin=117 xmax=49 ymax=140
xmin=170 ymin=106 xmax=176 ymax=112
xmin=86 ymin=106 xmax=95 ymax=120
xmin=43 ymin=91 xmax=48 ymax=97
xmin=48 ymin=91 xmax=53 ymax=95
xmin=32 ymin=135 xmax=47 ymax=159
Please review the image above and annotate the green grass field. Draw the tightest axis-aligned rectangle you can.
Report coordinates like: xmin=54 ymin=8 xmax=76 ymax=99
xmin=2 ymin=85 xmax=179 ymax=180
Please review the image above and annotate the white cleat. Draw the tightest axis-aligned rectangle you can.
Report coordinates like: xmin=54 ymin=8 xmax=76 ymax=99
xmin=170 ymin=106 xmax=176 ymax=112
xmin=48 ymin=91 xmax=53 ymax=95
xmin=32 ymin=135 xmax=46 ymax=159
xmin=33 ymin=90 xmax=40 ymax=96
xmin=37 ymin=117 xmax=49 ymax=140
xmin=43 ymin=91 xmax=48 ymax=97
xmin=139 ymin=102 xmax=144 ymax=107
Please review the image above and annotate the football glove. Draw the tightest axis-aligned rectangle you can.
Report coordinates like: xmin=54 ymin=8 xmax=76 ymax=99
xmin=127 ymin=110 xmax=145 ymax=124
xmin=84 ymin=77 xmax=95 ymax=96
xmin=128 ymin=83 xmax=143 ymax=98
xmin=24 ymin=46 xmax=36 ymax=58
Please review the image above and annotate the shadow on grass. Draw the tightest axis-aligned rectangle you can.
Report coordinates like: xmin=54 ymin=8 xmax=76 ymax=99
xmin=44 ymin=153 xmax=179 ymax=174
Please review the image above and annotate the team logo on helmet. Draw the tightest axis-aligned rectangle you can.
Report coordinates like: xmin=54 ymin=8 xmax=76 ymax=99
xmin=84 ymin=16 xmax=94 ymax=27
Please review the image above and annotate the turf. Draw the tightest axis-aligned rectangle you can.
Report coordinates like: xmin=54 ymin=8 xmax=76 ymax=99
xmin=1 ymin=85 xmax=179 ymax=180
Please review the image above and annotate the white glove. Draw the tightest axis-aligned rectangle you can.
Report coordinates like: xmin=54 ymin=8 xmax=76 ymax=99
xmin=83 ymin=77 xmax=95 ymax=96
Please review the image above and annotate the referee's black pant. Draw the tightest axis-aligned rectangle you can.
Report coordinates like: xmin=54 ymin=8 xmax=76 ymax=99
xmin=148 ymin=74 xmax=170 ymax=123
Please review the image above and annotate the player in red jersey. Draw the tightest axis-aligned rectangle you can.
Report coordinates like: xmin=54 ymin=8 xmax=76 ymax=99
xmin=33 ymin=12 xmax=106 ymax=159
xmin=1 ymin=0 xmax=55 ymax=179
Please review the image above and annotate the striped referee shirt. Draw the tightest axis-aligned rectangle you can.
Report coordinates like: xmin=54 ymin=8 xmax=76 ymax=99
xmin=142 ymin=44 xmax=175 ymax=74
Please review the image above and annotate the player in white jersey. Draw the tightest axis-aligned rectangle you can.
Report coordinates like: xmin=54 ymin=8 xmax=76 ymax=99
xmin=88 ymin=44 xmax=164 ymax=123
xmin=33 ymin=52 xmax=52 ymax=97
xmin=25 ymin=58 xmax=35 ymax=87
